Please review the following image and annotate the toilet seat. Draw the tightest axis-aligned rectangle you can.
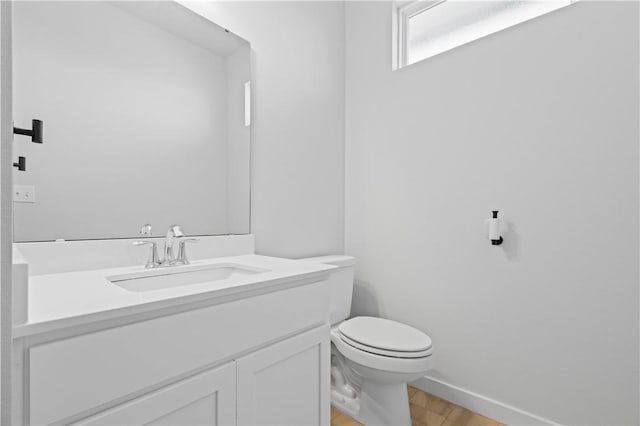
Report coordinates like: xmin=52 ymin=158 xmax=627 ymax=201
xmin=331 ymin=317 xmax=433 ymax=375
xmin=331 ymin=328 xmax=433 ymax=374
xmin=338 ymin=317 xmax=432 ymax=356
xmin=339 ymin=333 xmax=433 ymax=358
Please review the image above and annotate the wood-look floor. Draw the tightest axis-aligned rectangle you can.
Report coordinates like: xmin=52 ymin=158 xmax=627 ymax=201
xmin=331 ymin=386 xmax=505 ymax=426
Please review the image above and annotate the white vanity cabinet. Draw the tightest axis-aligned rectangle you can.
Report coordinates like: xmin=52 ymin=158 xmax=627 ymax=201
xmin=73 ymin=326 xmax=330 ymax=426
xmin=236 ymin=326 xmax=330 ymax=425
xmin=76 ymin=362 xmax=237 ymax=426
xmin=16 ymin=278 xmax=331 ymax=426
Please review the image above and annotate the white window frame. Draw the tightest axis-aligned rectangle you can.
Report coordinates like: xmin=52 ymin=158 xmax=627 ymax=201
xmin=392 ymin=0 xmax=443 ymax=70
xmin=393 ymin=0 xmax=577 ymax=70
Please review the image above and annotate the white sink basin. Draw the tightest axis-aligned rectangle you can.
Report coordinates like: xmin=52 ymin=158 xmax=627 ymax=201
xmin=107 ymin=263 xmax=269 ymax=292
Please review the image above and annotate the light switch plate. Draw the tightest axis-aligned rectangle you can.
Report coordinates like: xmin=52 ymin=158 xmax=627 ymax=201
xmin=14 ymin=185 xmax=35 ymax=203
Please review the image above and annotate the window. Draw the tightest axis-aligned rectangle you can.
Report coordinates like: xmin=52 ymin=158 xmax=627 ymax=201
xmin=393 ymin=0 xmax=576 ymax=69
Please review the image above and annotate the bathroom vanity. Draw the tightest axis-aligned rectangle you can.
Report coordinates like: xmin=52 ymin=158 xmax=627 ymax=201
xmin=12 ymin=238 xmax=335 ymax=425
xmin=4 ymin=2 xmax=331 ymax=424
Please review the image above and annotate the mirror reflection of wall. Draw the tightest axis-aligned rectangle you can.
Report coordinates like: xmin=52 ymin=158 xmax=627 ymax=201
xmin=13 ymin=1 xmax=251 ymax=242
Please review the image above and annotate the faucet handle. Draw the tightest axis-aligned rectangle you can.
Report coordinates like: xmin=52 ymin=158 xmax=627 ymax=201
xmin=140 ymin=224 xmax=153 ymax=237
xmin=176 ymin=238 xmax=199 ymax=265
xmin=169 ymin=225 xmax=185 ymax=238
xmin=133 ymin=240 xmax=160 ymax=268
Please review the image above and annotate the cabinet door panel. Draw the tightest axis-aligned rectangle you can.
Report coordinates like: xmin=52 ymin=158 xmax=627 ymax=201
xmin=145 ymin=394 xmax=218 ymax=426
xmin=236 ymin=326 xmax=330 ymax=426
xmin=76 ymin=362 xmax=236 ymax=426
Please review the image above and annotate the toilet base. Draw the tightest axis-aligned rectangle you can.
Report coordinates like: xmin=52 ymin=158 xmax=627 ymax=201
xmin=330 ymin=324 xmax=433 ymax=426
xmin=331 ymin=351 xmax=414 ymax=426
xmin=361 ymin=381 xmax=412 ymax=425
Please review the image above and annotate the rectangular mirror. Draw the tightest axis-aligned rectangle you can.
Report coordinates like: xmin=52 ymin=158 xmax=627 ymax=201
xmin=12 ymin=1 xmax=251 ymax=242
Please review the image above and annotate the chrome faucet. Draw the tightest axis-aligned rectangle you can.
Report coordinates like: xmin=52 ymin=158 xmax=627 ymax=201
xmin=163 ymin=225 xmax=185 ymax=265
xmin=133 ymin=224 xmax=198 ymax=268
xmin=176 ymin=237 xmax=199 ymax=265
xmin=133 ymin=224 xmax=161 ymax=268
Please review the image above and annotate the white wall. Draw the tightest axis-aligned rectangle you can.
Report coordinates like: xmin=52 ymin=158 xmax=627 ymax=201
xmin=13 ymin=2 xmax=241 ymax=241
xmin=345 ymin=2 xmax=639 ymax=425
xmin=182 ymin=1 xmax=346 ymax=257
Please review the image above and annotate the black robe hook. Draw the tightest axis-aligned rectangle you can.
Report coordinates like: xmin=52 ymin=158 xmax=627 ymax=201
xmin=14 ymin=119 xmax=43 ymax=143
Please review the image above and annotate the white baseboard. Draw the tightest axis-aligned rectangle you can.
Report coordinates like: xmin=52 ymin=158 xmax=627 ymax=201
xmin=411 ymin=375 xmax=562 ymax=426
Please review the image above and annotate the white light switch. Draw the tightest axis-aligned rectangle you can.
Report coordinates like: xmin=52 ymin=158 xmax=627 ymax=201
xmin=14 ymin=185 xmax=35 ymax=203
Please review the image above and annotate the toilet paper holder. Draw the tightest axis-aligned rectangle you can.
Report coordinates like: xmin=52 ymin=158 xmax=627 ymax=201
xmin=488 ymin=210 xmax=504 ymax=246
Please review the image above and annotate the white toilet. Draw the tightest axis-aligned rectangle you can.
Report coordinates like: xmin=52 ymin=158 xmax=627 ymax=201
xmin=301 ymin=256 xmax=434 ymax=426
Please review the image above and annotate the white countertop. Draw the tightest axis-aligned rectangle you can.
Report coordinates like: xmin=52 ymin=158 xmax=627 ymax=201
xmin=14 ymin=255 xmax=335 ymax=338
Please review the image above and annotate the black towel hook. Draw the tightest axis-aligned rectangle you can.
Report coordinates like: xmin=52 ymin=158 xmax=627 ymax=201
xmin=13 ymin=156 xmax=26 ymax=171
xmin=14 ymin=119 xmax=43 ymax=143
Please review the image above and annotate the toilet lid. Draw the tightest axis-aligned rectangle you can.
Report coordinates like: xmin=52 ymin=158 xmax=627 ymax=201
xmin=338 ymin=317 xmax=432 ymax=353
xmin=338 ymin=333 xmax=433 ymax=358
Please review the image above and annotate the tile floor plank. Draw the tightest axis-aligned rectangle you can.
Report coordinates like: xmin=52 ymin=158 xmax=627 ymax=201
xmin=332 ymin=412 xmax=364 ymax=426
xmin=410 ymin=403 xmax=446 ymax=426
xmin=408 ymin=386 xmax=419 ymax=398
xmin=331 ymin=386 xmax=501 ymax=426
xmin=331 ymin=407 xmax=342 ymax=420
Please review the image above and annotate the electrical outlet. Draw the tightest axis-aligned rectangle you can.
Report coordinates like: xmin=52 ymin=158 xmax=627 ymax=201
xmin=14 ymin=185 xmax=35 ymax=203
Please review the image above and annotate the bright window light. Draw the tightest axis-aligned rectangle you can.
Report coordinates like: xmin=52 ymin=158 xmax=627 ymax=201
xmin=393 ymin=0 xmax=576 ymax=69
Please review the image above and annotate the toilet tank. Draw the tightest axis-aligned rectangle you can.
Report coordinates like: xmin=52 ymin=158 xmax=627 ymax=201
xmin=299 ymin=255 xmax=355 ymax=325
